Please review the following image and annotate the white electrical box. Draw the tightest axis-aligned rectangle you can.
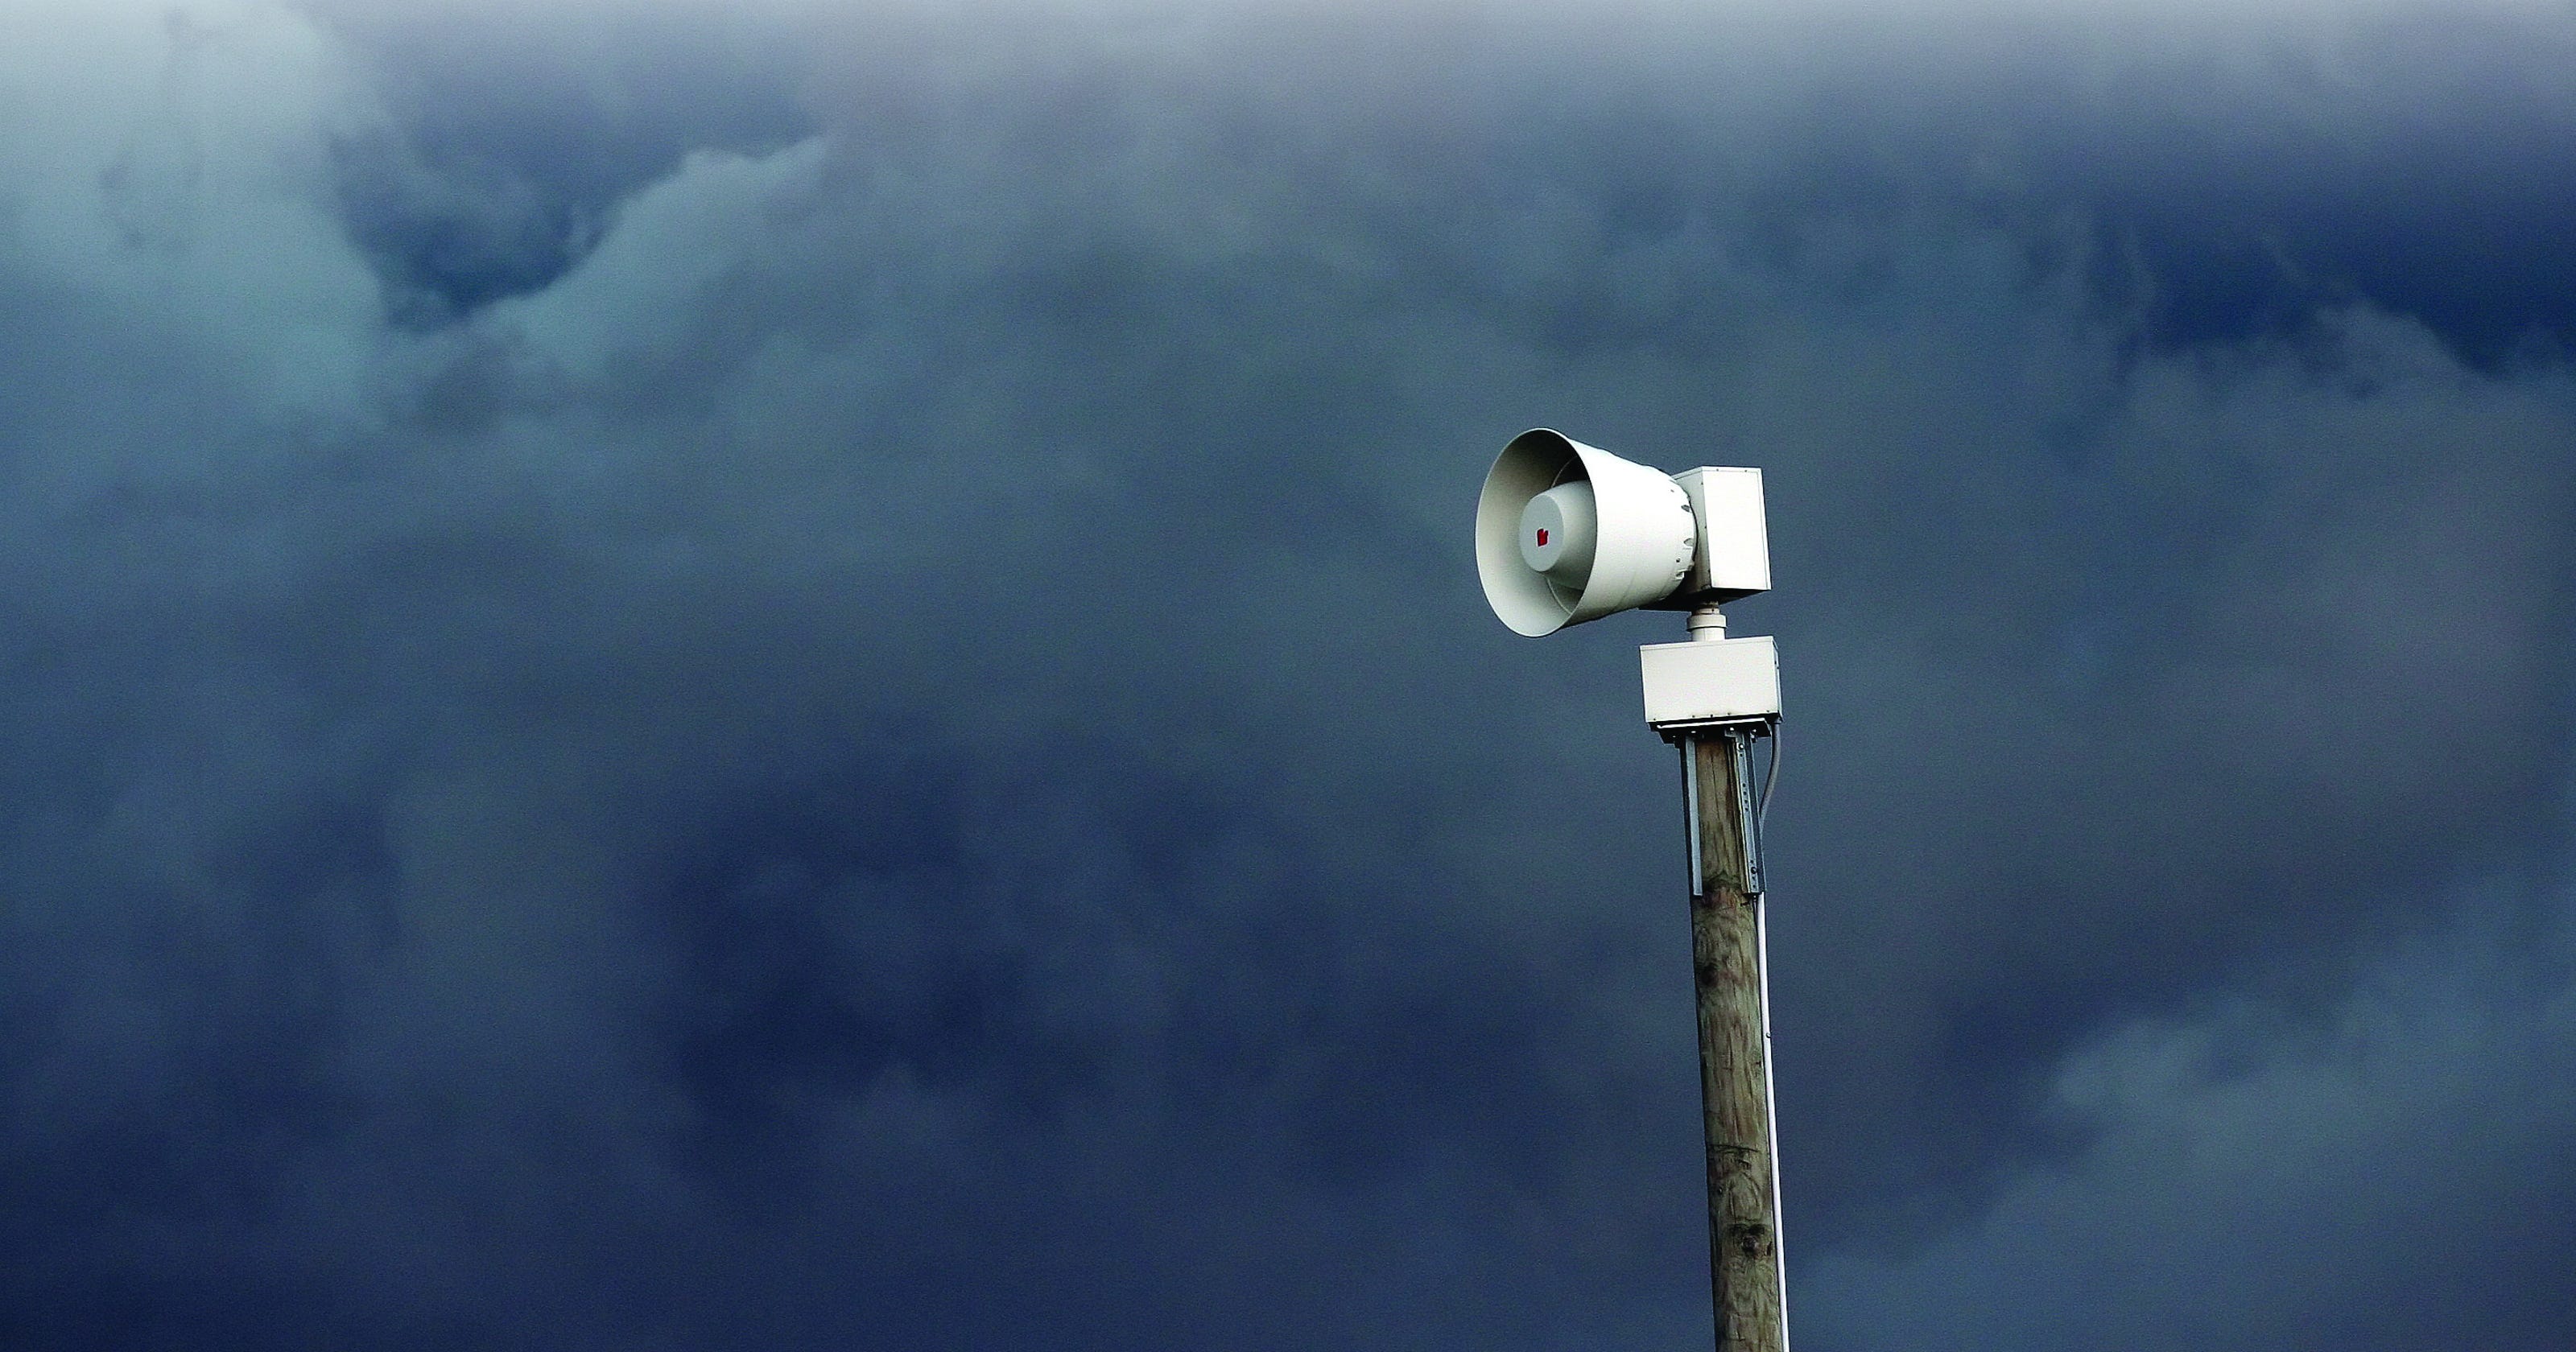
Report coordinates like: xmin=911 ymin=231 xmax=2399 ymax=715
xmin=1670 ymin=467 xmax=1771 ymax=600
xmin=1641 ymin=635 xmax=1781 ymax=727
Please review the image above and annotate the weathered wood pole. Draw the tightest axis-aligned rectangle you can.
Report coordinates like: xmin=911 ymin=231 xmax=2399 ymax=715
xmin=1682 ymin=726 xmax=1787 ymax=1352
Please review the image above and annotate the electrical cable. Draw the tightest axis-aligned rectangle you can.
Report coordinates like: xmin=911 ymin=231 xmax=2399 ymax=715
xmin=1757 ymin=720 xmax=1781 ymax=832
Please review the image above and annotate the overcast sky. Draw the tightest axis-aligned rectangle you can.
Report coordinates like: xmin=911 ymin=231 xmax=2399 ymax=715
xmin=4 ymin=2 xmax=2574 ymax=1348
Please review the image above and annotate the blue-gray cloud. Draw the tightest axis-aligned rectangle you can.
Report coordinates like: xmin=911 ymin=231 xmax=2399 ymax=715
xmin=1 ymin=2 xmax=2573 ymax=1349
xmin=311 ymin=2 xmax=811 ymax=324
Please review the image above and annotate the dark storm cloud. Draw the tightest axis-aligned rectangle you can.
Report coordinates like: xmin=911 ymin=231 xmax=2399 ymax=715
xmin=4 ymin=2 xmax=2576 ymax=1349
xmin=1712 ymin=7 xmax=2576 ymax=362
xmin=2053 ymin=11 xmax=2576 ymax=362
xmin=308 ymin=2 xmax=812 ymax=323
xmin=1803 ymin=884 xmax=2576 ymax=1350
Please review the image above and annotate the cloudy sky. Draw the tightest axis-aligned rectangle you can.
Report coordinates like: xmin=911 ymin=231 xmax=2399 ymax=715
xmin=3 ymin=1 xmax=2574 ymax=1347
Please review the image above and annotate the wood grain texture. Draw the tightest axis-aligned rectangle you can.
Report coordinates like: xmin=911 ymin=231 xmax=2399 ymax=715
xmin=1689 ymin=732 xmax=1785 ymax=1352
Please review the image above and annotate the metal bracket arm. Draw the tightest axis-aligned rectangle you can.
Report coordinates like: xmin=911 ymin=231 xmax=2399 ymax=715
xmin=1670 ymin=717 xmax=1774 ymax=897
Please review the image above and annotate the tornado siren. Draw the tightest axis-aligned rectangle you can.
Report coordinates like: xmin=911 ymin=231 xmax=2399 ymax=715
xmin=1466 ymin=422 xmax=1793 ymax=1352
xmin=1474 ymin=428 xmax=1771 ymax=637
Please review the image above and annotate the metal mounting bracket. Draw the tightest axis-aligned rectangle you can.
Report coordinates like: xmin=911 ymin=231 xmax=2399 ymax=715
xmin=1666 ymin=716 xmax=1773 ymax=898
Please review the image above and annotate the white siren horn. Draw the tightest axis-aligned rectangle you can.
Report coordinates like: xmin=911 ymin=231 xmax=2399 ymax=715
xmin=1476 ymin=429 xmax=1700 ymax=637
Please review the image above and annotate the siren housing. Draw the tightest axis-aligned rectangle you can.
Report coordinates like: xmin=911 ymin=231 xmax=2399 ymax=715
xmin=1475 ymin=428 xmax=1770 ymax=637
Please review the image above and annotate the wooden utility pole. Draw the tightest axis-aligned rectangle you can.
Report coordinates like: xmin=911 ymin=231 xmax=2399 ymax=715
xmin=1678 ymin=724 xmax=1786 ymax=1352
